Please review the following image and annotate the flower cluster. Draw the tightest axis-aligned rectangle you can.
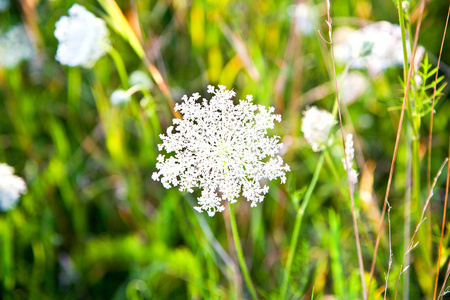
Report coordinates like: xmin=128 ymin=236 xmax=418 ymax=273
xmin=110 ymin=89 xmax=131 ymax=105
xmin=0 ymin=25 xmax=35 ymax=69
xmin=301 ymin=106 xmax=335 ymax=152
xmin=334 ymin=21 xmax=424 ymax=76
xmin=342 ymin=134 xmax=358 ymax=185
xmin=152 ymin=85 xmax=290 ymax=216
xmin=290 ymin=3 xmax=316 ymax=36
xmin=129 ymin=70 xmax=153 ymax=90
xmin=0 ymin=0 xmax=9 ymax=12
xmin=339 ymin=71 xmax=369 ymax=104
xmin=54 ymin=4 xmax=110 ymax=68
xmin=0 ymin=163 xmax=27 ymax=211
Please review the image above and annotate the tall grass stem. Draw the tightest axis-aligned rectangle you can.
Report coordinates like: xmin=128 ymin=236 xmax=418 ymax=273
xmin=431 ymin=6 xmax=450 ymax=298
xmin=228 ymin=204 xmax=258 ymax=300
xmin=280 ymin=152 xmax=325 ymax=299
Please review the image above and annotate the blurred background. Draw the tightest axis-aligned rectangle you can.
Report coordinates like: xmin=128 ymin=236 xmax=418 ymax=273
xmin=1 ymin=0 xmax=450 ymax=299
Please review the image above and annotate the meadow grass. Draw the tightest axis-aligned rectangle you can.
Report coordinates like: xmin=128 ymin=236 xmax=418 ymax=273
xmin=1 ymin=0 xmax=450 ymax=299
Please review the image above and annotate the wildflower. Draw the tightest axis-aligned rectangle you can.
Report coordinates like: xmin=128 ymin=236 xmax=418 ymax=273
xmin=54 ymin=4 xmax=110 ymax=67
xmin=152 ymin=85 xmax=290 ymax=216
xmin=110 ymin=89 xmax=130 ymax=105
xmin=0 ymin=25 xmax=35 ymax=69
xmin=342 ymin=134 xmax=358 ymax=185
xmin=334 ymin=21 xmax=424 ymax=77
xmin=0 ymin=0 xmax=10 ymax=12
xmin=339 ymin=72 xmax=369 ymax=104
xmin=301 ymin=106 xmax=335 ymax=152
xmin=129 ymin=70 xmax=153 ymax=90
xmin=0 ymin=163 xmax=27 ymax=211
xmin=290 ymin=3 xmax=316 ymax=36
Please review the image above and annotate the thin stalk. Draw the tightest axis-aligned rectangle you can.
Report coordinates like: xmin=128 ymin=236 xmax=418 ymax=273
xmin=324 ymin=150 xmax=348 ymax=200
xmin=432 ymin=7 xmax=450 ymax=299
xmin=280 ymin=152 xmax=326 ymax=299
xmin=403 ymin=122 xmax=412 ymax=300
xmin=323 ymin=0 xmax=366 ymax=297
xmin=108 ymin=47 xmax=129 ymax=89
xmin=228 ymin=204 xmax=258 ymax=300
xmin=367 ymin=0 xmax=426 ymax=292
xmin=394 ymin=159 xmax=448 ymax=299
xmin=428 ymin=4 xmax=449 ymax=197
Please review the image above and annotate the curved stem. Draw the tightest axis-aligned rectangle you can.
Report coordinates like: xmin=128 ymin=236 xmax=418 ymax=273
xmin=108 ymin=47 xmax=129 ymax=89
xmin=280 ymin=152 xmax=325 ymax=299
xmin=228 ymin=204 xmax=258 ymax=300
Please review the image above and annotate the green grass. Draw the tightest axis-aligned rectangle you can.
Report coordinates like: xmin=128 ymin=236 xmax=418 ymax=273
xmin=1 ymin=0 xmax=450 ymax=299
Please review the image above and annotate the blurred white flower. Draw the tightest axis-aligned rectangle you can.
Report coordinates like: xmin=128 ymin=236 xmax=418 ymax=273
xmin=152 ymin=85 xmax=290 ymax=217
xmin=413 ymin=45 xmax=425 ymax=86
xmin=54 ymin=4 xmax=110 ymax=67
xmin=301 ymin=106 xmax=335 ymax=152
xmin=129 ymin=70 xmax=153 ymax=90
xmin=342 ymin=134 xmax=358 ymax=185
xmin=402 ymin=1 xmax=410 ymax=11
xmin=110 ymin=89 xmax=130 ymax=105
xmin=0 ymin=163 xmax=27 ymax=211
xmin=0 ymin=0 xmax=10 ymax=12
xmin=334 ymin=21 xmax=424 ymax=77
xmin=339 ymin=72 xmax=369 ymax=104
xmin=0 ymin=25 xmax=35 ymax=69
xmin=290 ymin=3 xmax=316 ymax=36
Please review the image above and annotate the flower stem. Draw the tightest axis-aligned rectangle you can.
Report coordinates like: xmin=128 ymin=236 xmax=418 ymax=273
xmin=280 ymin=152 xmax=325 ymax=299
xmin=228 ymin=203 xmax=258 ymax=300
xmin=108 ymin=47 xmax=129 ymax=89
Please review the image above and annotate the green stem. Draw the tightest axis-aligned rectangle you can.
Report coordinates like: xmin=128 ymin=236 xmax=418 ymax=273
xmin=397 ymin=0 xmax=409 ymax=82
xmin=280 ymin=152 xmax=325 ymax=299
xmin=228 ymin=204 xmax=258 ymax=300
xmin=108 ymin=47 xmax=129 ymax=89
xmin=397 ymin=0 xmax=418 ymax=137
xmin=1 ymin=215 xmax=14 ymax=291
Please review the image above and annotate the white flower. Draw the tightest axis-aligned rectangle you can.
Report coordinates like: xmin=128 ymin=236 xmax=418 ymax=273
xmin=0 ymin=163 xmax=27 ymax=211
xmin=129 ymin=70 xmax=153 ymax=90
xmin=54 ymin=4 xmax=110 ymax=67
xmin=334 ymin=21 xmax=424 ymax=77
xmin=339 ymin=71 xmax=369 ymax=104
xmin=0 ymin=0 xmax=10 ymax=12
xmin=342 ymin=134 xmax=358 ymax=185
xmin=290 ymin=3 xmax=316 ymax=36
xmin=110 ymin=89 xmax=130 ymax=105
xmin=0 ymin=25 xmax=35 ymax=69
xmin=152 ymin=85 xmax=290 ymax=217
xmin=301 ymin=106 xmax=335 ymax=152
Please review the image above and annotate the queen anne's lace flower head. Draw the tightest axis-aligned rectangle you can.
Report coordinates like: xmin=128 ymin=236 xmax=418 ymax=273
xmin=54 ymin=4 xmax=110 ymax=68
xmin=0 ymin=25 xmax=35 ymax=69
xmin=334 ymin=21 xmax=424 ymax=77
xmin=301 ymin=106 xmax=335 ymax=152
xmin=0 ymin=163 xmax=27 ymax=211
xmin=152 ymin=85 xmax=290 ymax=216
xmin=290 ymin=3 xmax=316 ymax=36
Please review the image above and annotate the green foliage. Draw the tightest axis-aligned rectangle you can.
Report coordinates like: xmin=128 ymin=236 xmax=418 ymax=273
xmin=0 ymin=0 xmax=450 ymax=299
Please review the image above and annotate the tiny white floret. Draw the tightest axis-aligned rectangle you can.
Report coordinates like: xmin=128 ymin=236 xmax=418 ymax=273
xmin=342 ymin=134 xmax=358 ymax=185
